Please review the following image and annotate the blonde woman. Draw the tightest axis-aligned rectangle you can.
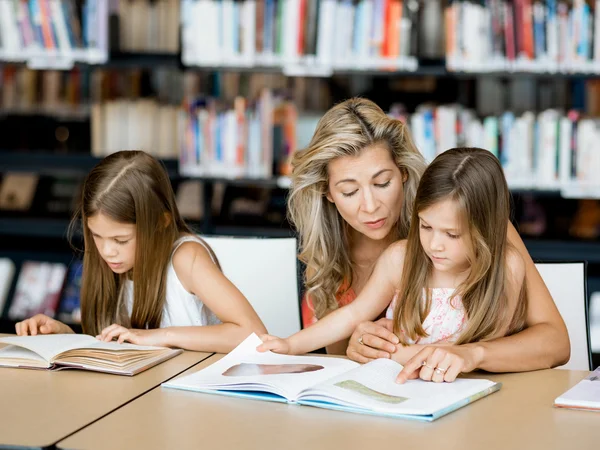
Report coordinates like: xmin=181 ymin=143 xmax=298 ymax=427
xmin=289 ymin=98 xmax=569 ymax=379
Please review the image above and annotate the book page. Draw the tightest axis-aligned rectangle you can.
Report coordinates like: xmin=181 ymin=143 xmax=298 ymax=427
xmin=163 ymin=333 xmax=359 ymax=401
xmin=0 ymin=345 xmax=51 ymax=369
xmin=0 ymin=335 xmax=167 ymax=364
xmin=299 ymin=358 xmax=497 ymax=416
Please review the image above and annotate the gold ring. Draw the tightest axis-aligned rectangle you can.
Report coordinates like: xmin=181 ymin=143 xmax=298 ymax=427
xmin=358 ymin=335 xmax=364 ymax=345
xmin=435 ymin=367 xmax=447 ymax=374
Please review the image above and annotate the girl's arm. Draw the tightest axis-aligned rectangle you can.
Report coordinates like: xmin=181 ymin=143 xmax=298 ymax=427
xmin=257 ymin=241 xmax=406 ymax=355
xmin=99 ymin=241 xmax=267 ymax=352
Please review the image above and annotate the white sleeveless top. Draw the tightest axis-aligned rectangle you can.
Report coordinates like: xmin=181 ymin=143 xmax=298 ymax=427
xmin=386 ymin=288 xmax=466 ymax=344
xmin=124 ymin=236 xmax=221 ymax=328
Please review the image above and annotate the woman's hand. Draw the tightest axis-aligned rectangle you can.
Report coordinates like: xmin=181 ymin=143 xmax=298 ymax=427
xmin=256 ymin=334 xmax=293 ymax=354
xmin=346 ymin=318 xmax=399 ymax=363
xmin=96 ymin=324 xmax=166 ymax=347
xmin=15 ymin=314 xmax=74 ymax=336
xmin=396 ymin=344 xmax=483 ymax=384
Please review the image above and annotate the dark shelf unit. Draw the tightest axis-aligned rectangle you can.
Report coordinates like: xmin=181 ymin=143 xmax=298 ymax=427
xmin=0 ymin=151 xmax=179 ymax=177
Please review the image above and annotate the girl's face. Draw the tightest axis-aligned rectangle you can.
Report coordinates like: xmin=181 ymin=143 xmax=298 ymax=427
xmin=87 ymin=213 xmax=137 ymax=274
xmin=327 ymin=144 xmax=406 ymax=242
xmin=418 ymin=198 xmax=471 ymax=276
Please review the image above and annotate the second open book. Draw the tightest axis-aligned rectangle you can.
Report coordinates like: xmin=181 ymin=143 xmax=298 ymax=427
xmin=0 ymin=334 xmax=182 ymax=376
xmin=162 ymin=333 xmax=500 ymax=421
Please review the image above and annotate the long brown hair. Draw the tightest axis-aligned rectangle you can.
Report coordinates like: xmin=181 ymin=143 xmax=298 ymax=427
xmin=72 ymin=150 xmax=217 ymax=335
xmin=288 ymin=98 xmax=426 ymax=319
xmin=393 ymin=148 xmax=527 ymax=345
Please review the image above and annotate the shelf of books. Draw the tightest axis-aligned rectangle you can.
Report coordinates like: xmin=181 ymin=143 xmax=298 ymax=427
xmin=0 ymin=252 xmax=83 ymax=334
xmin=446 ymin=0 xmax=600 ymax=76
xmin=0 ymin=0 xmax=109 ymax=70
xmin=180 ymin=0 xmax=419 ymax=76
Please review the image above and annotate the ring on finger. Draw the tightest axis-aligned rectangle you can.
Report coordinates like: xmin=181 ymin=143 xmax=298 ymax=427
xmin=358 ymin=335 xmax=365 ymax=345
xmin=434 ymin=367 xmax=447 ymax=375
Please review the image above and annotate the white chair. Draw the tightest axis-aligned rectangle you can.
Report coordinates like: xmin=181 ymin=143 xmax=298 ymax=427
xmin=535 ymin=262 xmax=591 ymax=370
xmin=200 ymin=235 xmax=301 ymax=338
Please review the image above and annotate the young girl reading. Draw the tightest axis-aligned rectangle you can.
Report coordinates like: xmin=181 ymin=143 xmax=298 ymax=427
xmin=258 ymin=147 xmax=528 ymax=382
xmin=15 ymin=151 xmax=267 ymax=352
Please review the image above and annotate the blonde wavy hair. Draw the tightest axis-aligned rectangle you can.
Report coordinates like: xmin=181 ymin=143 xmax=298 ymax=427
xmin=289 ymin=98 xmax=426 ymax=320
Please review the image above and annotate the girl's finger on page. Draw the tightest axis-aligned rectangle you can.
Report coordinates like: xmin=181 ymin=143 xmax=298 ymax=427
xmin=15 ymin=321 xmax=22 ymax=336
xmin=100 ymin=324 xmax=119 ymax=340
xmin=103 ymin=327 xmax=124 ymax=342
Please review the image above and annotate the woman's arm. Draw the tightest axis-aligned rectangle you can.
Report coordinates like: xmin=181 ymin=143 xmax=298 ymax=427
xmin=257 ymin=242 xmax=406 ymax=355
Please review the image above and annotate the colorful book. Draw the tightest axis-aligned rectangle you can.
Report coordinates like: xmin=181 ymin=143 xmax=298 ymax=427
xmin=162 ymin=334 xmax=501 ymax=422
xmin=8 ymin=261 xmax=67 ymax=320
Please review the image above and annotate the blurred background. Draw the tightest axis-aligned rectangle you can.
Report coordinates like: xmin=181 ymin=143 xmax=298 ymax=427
xmin=0 ymin=0 xmax=599 ymax=366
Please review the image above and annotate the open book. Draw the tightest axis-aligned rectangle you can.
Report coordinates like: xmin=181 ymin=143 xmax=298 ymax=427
xmin=162 ymin=334 xmax=500 ymax=421
xmin=554 ymin=367 xmax=600 ymax=412
xmin=0 ymin=334 xmax=182 ymax=376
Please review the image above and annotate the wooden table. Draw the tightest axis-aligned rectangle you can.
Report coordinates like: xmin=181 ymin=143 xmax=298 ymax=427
xmin=0 ymin=338 xmax=212 ymax=449
xmin=57 ymin=354 xmax=598 ymax=450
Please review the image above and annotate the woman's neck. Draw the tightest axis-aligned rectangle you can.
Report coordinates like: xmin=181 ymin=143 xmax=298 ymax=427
xmin=349 ymin=229 xmax=396 ymax=267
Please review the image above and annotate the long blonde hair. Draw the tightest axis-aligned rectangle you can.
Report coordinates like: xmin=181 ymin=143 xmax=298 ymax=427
xmin=393 ymin=148 xmax=527 ymax=345
xmin=72 ymin=150 xmax=217 ymax=336
xmin=289 ymin=98 xmax=426 ymax=320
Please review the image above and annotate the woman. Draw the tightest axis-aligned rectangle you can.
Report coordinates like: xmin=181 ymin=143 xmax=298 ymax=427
xmin=289 ymin=97 xmax=569 ymax=378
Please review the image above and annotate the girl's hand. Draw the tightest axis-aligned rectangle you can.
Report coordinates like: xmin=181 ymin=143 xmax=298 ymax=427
xmin=96 ymin=324 xmax=166 ymax=347
xmin=15 ymin=314 xmax=73 ymax=336
xmin=256 ymin=334 xmax=292 ymax=354
xmin=346 ymin=318 xmax=399 ymax=363
xmin=396 ymin=345 xmax=481 ymax=384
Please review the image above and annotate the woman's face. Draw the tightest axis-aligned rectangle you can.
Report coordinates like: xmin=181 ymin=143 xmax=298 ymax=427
xmin=327 ymin=144 xmax=406 ymax=242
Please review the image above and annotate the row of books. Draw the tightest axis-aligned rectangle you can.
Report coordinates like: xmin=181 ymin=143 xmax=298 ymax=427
xmin=179 ymin=89 xmax=324 ymax=179
xmin=0 ymin=66 xmax=334 ymax=118
xmin=0 ymin=0 xmax=108 ymax=69
xmin=117 ymin=0 xmax=180 ymax=54
xmin=446 ymin=0 xmax=600 ymax=73
xmin=0 ymin=258 xmax=82 ymax=325
xmin=181 ymin=0 xmax=426 ymax=75
xmin=408 ymin=104 xmax=600 ymax=197
xmin=91 ymin=99 xmax=181 ymax=159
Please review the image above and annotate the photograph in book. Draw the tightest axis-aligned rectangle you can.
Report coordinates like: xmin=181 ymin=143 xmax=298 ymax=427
xmin=162 ymin=334 xmax=501 ymax=421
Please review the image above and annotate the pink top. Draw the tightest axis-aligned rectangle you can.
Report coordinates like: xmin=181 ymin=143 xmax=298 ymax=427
xmin=386 ymin=288 xmax=467 ymax=344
